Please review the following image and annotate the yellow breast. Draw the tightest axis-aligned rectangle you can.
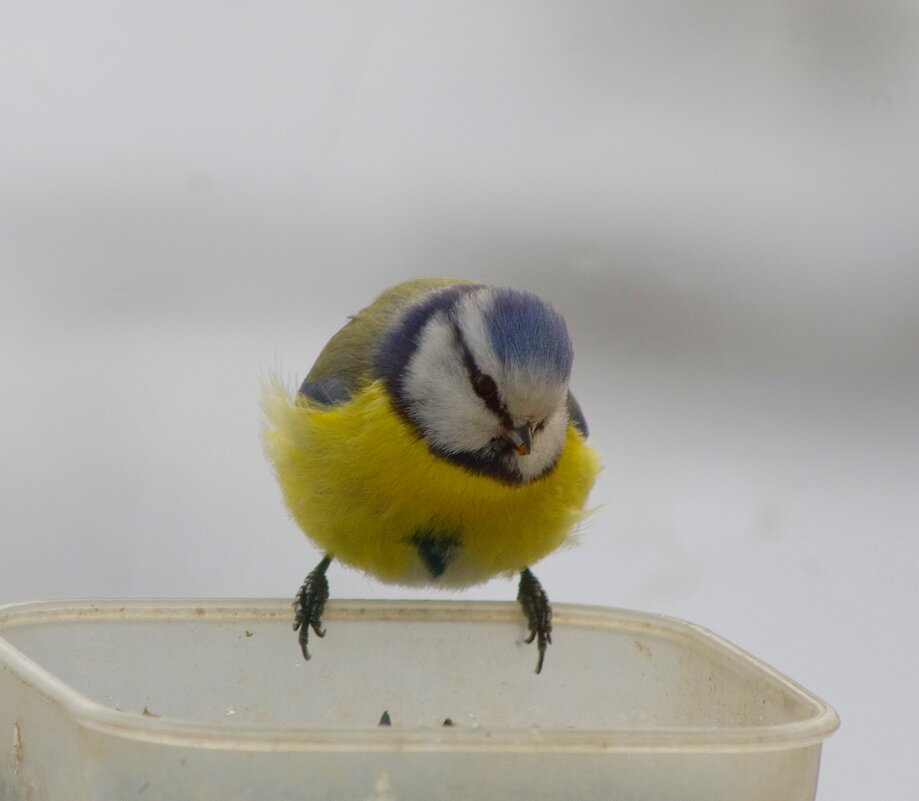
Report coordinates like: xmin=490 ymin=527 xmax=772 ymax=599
xmin=262 ymin=380 xmax=600 ymax=587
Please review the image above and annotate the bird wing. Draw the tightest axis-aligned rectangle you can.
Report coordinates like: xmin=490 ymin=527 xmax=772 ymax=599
xmin=567 ymin=391 xmax=589 ymax=437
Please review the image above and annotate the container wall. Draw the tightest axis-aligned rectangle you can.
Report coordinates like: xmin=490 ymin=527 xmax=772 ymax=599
xmin=0 ymin=666 xmax=94 ymax=801
xmin=89 ymin=739 xmax=824 ymax=801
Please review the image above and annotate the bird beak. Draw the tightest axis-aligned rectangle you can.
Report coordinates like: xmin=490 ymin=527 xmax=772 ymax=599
xmin=507 ymin=423 xmax=532 ymax=456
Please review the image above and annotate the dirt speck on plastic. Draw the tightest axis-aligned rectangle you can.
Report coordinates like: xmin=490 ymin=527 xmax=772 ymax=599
xmin=13 ymin=721 xmax=23 ymax=767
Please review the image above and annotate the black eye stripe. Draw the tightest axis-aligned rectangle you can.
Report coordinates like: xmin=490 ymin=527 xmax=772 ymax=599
xmin=453 ymin=323 xmax=514 ymax=429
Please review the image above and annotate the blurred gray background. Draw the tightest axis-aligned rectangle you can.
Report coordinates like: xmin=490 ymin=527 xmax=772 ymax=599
xmin=2 ymin=2 xmax=917 ymax=798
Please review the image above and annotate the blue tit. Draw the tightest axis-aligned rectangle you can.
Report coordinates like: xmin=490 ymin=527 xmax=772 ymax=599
xmin=262 ymin=278 xmax=600 ymax=672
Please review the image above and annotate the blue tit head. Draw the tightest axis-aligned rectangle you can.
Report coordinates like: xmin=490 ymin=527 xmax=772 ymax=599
xmin=375 ymin=285 xmax=575 ymax=484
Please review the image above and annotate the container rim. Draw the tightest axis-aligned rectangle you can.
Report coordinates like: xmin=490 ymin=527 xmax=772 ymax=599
xmin=0 ymin=598 xmax=840 ymax=754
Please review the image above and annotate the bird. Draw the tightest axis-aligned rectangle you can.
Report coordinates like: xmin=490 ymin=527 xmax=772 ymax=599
xmin=261 ymin=278 xmax=600 ymax=673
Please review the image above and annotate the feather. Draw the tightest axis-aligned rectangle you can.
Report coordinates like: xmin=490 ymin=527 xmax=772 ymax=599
xmin=261 ymin=379 xmax=600 ymax=588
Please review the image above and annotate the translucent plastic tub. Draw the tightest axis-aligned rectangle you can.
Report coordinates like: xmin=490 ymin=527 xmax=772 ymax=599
xmin=0 ymin=599 xmax=838 ymax=801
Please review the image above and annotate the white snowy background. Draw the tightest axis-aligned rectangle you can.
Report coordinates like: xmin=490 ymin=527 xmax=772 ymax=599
xmin=3 ymin=3 xmax=918 ymax=799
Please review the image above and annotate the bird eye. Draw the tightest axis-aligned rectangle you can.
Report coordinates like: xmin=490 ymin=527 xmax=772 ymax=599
xmin=534 ymin=419 xmax=546 ymax=432
xmin=472 ymin=373 xmax=498 ymax=400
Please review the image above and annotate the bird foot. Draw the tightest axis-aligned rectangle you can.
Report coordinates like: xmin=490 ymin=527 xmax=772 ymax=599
xmin=517 ymin=567 xmax=552 ymax=674
xmin=293 ymin=555 xmax=332 ymax=660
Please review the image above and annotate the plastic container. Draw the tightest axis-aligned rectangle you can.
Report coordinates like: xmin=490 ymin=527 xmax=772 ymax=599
xmin=0 ymin=599 xmax=838 ymax=801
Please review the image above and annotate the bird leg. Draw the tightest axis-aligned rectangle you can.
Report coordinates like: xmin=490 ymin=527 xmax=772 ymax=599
xmin=293 ymin=555 xmax=332 ymax=660
xmin=517 ymin=567 xmax=552 ymax=674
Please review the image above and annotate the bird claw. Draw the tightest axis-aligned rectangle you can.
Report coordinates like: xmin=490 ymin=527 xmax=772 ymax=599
xmin=294 ymin=556 xmax=332 ymax=660
xmin=518 ymin=568 xmax=553 ymax=674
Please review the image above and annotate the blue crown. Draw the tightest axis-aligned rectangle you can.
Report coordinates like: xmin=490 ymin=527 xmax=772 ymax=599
xmin=486 ymin=289 xmax=573 ymax=381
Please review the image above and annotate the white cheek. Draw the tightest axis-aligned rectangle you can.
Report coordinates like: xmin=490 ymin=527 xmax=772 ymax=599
xmin=401 ymin=316 xmax=499 ymax=453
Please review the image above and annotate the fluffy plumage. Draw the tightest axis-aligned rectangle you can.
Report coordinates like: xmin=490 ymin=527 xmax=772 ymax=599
xmin=262 ymin=278 xmax=601 ymax=671
xmin=263 ymin=379 xmax=598 ymax=587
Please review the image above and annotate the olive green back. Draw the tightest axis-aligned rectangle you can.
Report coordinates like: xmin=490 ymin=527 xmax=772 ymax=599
xmin=306 ymin=277 xmax=476 ymax=396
